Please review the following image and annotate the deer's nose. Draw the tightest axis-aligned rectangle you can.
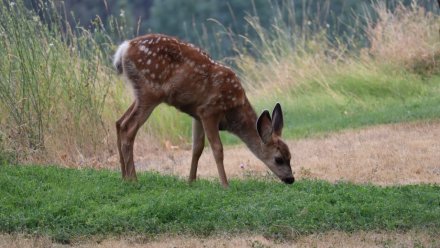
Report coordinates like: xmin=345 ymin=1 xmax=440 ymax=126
xmin=282 ymin=177 xmax=295 ymax=184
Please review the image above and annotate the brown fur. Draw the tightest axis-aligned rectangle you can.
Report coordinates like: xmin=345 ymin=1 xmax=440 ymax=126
xmin=114 ymin=34 xmax=294 ymax=187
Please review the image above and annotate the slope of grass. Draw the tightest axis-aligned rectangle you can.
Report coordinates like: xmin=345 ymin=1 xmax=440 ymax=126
xmin=268 ymin=71 xmax=440 ymax=139
xmin=1 ymin=165 xmax=439 ymax=243
xmin=221 ymin=70 xmax=440 ymax=144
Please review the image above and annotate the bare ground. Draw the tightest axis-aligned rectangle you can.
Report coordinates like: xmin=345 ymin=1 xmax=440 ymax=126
xmin=1 ymin=231 xmax=439 ymax=248
xmin=105 ymin=120 xmax=440 ymax=185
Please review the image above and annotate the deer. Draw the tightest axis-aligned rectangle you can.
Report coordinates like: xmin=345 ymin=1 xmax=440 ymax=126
xmin=113 ymin=34 xmax=294 ymax=188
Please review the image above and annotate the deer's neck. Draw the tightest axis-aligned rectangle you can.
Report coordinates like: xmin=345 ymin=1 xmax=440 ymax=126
xmin=226 ymin=99 xmax=264 ymax=159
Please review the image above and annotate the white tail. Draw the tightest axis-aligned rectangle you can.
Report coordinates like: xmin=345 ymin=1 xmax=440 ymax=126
xmin=114 ymin=34 xmax=294 ymax=187
xmin=113 ymin=40 xmax=129 ymax=74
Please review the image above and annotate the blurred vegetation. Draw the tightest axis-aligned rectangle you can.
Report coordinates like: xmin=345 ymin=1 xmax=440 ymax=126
xmin=22 ymin=0 xmax=438 ymax=58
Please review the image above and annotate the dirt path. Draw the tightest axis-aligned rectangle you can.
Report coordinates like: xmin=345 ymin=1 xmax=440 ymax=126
xmin=106 ymin=120 xmax=440 ymax=185
xmin=2 ymin=231 xmax=438 ymax=248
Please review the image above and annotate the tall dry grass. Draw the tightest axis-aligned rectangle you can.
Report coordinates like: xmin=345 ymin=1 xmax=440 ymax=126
xmin=367 ymin=1 xmax=440 ymax=75
xmin=0 ymin=1 xmax=127 ymax=165
xmin=233 ymin=1 xmax=439 ymax=98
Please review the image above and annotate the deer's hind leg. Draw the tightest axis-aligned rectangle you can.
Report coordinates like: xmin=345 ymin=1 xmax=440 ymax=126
xmin=116 ymin=99 xmax=158 ymax=180
xmin=189 ymin=118 xmax=205 ymax=183
xmin=116 ymin=102 xmax=135 ymax=179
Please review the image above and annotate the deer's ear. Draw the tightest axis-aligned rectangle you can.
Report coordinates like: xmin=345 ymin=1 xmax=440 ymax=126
xmin=272 ymin=103 xmax=284 ymax=136
xmin=257 ymin=110 xmax=273 ymax=144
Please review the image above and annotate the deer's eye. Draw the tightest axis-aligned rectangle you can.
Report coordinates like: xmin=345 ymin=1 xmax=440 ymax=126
xmin=274 ymin=157 xmax=284 ymax=165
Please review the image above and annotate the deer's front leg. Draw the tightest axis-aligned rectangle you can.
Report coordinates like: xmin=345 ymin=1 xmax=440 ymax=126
xmin=201 ymin=117 xmax=228 ymax=188
xmin=189 ymin=118 xmax=205 ymax=183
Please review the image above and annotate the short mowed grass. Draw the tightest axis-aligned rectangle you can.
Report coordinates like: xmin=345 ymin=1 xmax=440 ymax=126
xmin=1 ymin=165 xmax=439 ymax=242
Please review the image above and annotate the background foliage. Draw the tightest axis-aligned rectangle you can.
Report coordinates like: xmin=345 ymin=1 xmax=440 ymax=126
xmin=22 ymin=0 xmax=438 ymax=57
xmin=0 ymin=0 xmax=438 ymax=165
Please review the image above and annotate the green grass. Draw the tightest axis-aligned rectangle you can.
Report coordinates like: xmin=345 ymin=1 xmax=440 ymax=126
xmin=1 ymin=165 xmax=439 ymax=242
xmin=0 ymin=2 xmax=437 ymax=244
xmin=220 ymin=70 xmax=440 ymax=144
xmin=277 ymin=71 xmax=440 ymax=139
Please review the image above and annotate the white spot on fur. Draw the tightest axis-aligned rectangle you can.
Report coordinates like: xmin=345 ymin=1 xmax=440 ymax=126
xmin=187 ymin=60 xmax=195 ymax=67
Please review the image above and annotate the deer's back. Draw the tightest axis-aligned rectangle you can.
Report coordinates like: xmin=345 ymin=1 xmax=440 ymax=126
xmin=121 ymin=34 xmax=246 ymax=118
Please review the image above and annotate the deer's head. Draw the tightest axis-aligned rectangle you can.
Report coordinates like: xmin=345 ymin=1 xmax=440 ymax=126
xmin=257 ymin=103 xmax=294 ymax=184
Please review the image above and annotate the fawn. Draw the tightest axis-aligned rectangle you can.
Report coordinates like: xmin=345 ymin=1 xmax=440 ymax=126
xmin=113 ymin=34 xmax=294 ymax=187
